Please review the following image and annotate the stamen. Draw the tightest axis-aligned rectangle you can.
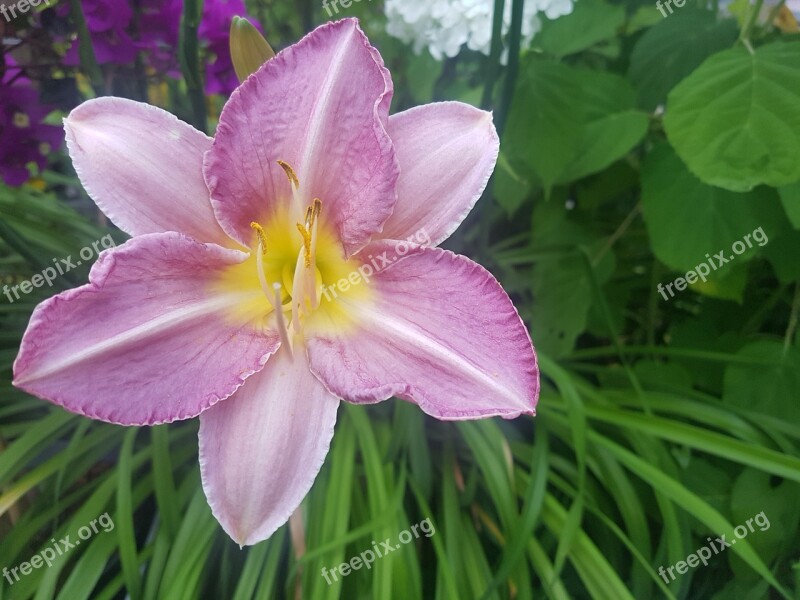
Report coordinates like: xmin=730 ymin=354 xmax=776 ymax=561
xmin=310 ymin=198 xmax=322 ymax=226
xmin=250 ymin=222 xmax=268 ymax=255
xmin=273 ymin=283 xmax=293 ymax=357
xmin=291 ymin=246 xmax=306 ymax=334
xmin=296 ymin=223 xmax=313 ymax=267
xmin=277 ymin=160 xmax=300 ymax=190
xmin=277 ymin=159 xmax=304 ymax=216
xmin=309 ymin=198 xmax=321 ymax=270
xmin=308 ymin=199 xmax=321 ymax=310
xmin=296 ymin=198 xmax=322 ymax=269
xmin=250 ymin=222 xmax=274 ymax=309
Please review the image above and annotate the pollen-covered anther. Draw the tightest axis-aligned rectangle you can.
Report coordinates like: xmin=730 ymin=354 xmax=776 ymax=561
xmin=296 ymin=198 xmax=322 ymax=269
xmin=277 ymin=160 xmax=300 ymax=190
xmin=250 ymin=222 xmax=268 ymax=255
xmin=296 ymin=223 xmax=313 ymax=267
xmin=249 ymin=221 xmax=274 ymax=308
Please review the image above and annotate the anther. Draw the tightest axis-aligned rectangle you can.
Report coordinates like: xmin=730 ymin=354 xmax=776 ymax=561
xmin=277 ymin=160 xmax=300 ymax=190
xmin=250 ymin=222 xmax=273 ymax=307
xmin=250 ymin=222 xmax=267 ymax=255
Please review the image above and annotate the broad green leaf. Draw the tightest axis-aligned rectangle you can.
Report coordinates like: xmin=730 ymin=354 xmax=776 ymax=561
xmin=532 ymin=254 xmax=593 ymax=357
xmin=689 ymin=262 xmax=749 ymax=303
xmin=761 ymin=226 xmax=800 ymax=282
xmin=535 ymin=0 xmax=625 ymax=57
xmin=577 ymin=69 xmax=637 ymax=118
xmin=729 ymin=469 xmax=800 ymax=568
xmin=557 ymin=111 xmax=648 ymax=183
xmin=641 ymin=143 xmax=783 ymax=273
xmin=628 ymin=10 xmax=737 ymax=109
xmin=626 ymin=4 xmax=664 ymax=35
xmin=664 ymin=41 xmax=800 ymax=191
xmin=778 ymin=181 xmax=800 ymax=229
xmin=680 ymin=457 xmax=732 ymax=515
xmin=505 ymin=57 xmax=583 ymax=192
xmin=556 ymin=70 xmax=648 ymax=183
xmin=507 ymin=64 xmax=647 ymax=189
xmin=723 ymin=341 xmax=800 ymax=423
xmin=494 ymin=152 xmax=533 ymax=217
xmin=529 ymin=203 xmax=615 ymax=356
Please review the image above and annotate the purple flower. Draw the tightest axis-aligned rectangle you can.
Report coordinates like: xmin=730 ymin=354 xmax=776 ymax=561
xmin=14 ymin=20 xmax=539 ymax=546
xmin=137 ymin=0 xmax=262 ymax=95
xmin=59 ymin=0 xmax=138 ymax=65
xmin=199 ymin=0 xmax=262 ymax=95
xmin=0 ymin=61 xmax=63 ymax=186
xmin=138 ymin=0 xmax=183 ymax=75
xmin=59 ymin=0 xmax=260 ymax=95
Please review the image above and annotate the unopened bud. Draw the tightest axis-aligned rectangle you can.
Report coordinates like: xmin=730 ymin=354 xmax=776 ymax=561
xmin=230 ymin=16 xmax=275 ymax=83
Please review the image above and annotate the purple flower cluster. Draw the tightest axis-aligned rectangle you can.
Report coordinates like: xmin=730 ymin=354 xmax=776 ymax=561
xmin=0 ymin=58 xmax=63 ymax=186
xmin=60 ymin=0 xmax=137 ymax=65
xmin=61 ymin=0 xmax=260 ymax=95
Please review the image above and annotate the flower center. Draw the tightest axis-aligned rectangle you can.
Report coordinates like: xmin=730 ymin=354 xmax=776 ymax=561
xmin=226 ymin=160 xmax=369 ymax=352
xmin=13 ymin=113 xmax=30 ymax=129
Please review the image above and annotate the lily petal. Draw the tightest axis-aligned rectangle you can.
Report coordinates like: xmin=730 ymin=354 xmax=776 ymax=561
xmin=380 ymin=102 xmax=499 ymax=246
xmin=13 ymin=233 xmax=278 ymax=425
xmin=65 ymin=97 xmax=232 ymax=247
xmin=307 ymin=243 xmax=538 ymax=420
xmin=205 ymin=18 xmax=398 ymax=255
xmin=199 ymin=348 xmax=339 ymax=546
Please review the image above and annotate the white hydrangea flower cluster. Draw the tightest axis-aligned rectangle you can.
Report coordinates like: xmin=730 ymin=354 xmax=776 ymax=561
xmin=385 ymin=0 xmax=575 ymax=61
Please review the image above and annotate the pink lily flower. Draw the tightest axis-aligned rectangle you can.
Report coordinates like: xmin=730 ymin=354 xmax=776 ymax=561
xmin=13 ymin=18 xmax=538 ymax=546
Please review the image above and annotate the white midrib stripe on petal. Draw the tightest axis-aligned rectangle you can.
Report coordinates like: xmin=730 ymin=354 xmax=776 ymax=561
xmin=353 ymin=301 xmax=519 ymax=406
xmin=17 ymin=292 xmax=261 ymax=384
xmin=296 ymin=25 xmax=352 ymax=208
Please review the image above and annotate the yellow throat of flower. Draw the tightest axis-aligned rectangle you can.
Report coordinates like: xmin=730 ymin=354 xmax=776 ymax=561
xmin=216 ymin=160 xmax=370 ymax=351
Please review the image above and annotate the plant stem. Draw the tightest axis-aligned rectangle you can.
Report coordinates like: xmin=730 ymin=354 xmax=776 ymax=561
xmin=497 ymin=0 xmax=525 ymax=136
xmin=477 ymin=0 xmax=506 ymax=256
xmin=68 ymin=0 xmax=103 ymax=93
xmin=481 ymin=0 xmax=505 ymax=110
xmin=179 ymin=0 xmax=208 ymax=133
xmin=739 ymin=0 xmax=765 ymax=48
